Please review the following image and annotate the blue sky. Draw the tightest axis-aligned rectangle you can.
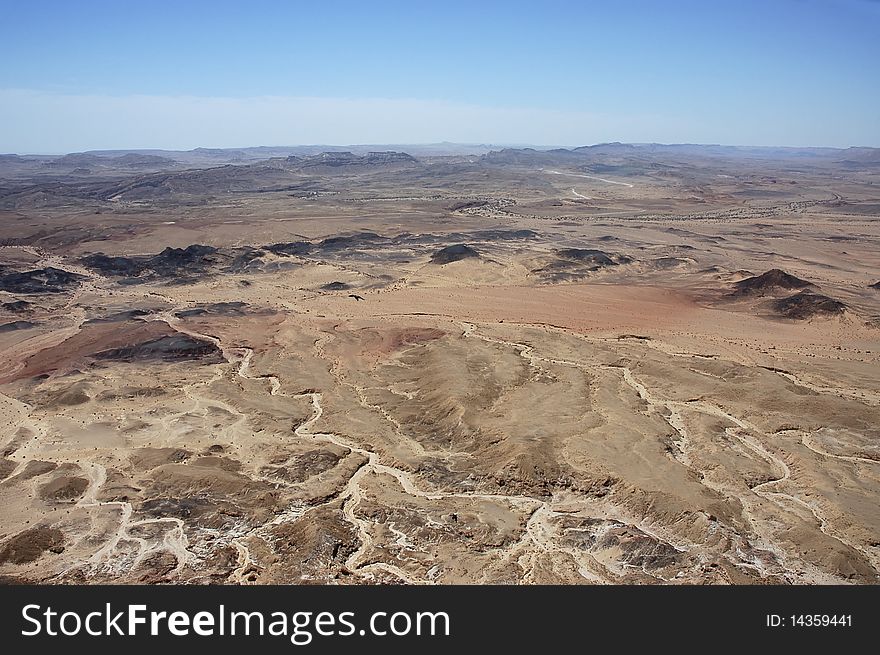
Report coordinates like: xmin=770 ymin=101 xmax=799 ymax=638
xmin=1 ymin=0 xmax=878 ymax=152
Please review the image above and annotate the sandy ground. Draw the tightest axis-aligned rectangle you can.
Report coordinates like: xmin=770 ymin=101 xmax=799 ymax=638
xmin=0 ymin=151 xmax=878 ymax=584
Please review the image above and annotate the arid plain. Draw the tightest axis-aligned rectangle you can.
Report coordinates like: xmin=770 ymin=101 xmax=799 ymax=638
xmin=0 ymin=143 xmax=878 ymax=584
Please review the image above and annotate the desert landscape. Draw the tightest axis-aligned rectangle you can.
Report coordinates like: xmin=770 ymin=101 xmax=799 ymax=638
xmin=0 ymin=143 xmax=878 ymax=585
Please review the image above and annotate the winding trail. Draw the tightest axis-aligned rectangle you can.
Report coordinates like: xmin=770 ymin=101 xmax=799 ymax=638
xmin=169 ymin=316 xmax=698 ymax=584
xmin=459 ymin=321 xmax=880 ymax=577
xmin=800 ymin=430 xmax=880 ymax=466
xmin=149 ymin=315 xmax=549 ymax=583
xmin=55 ymin=461 xmax=192 ymax=579
xmin=545 ymin=169 xmax=635 ymax=188
xmin=760 ymin=366 xmax=880 ymax=407
xmin=23 ymin=301 xmax=875 ymax=584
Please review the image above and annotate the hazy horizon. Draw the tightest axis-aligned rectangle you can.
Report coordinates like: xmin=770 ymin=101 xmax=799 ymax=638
xmin=6 ymin=139 xmax=877 ymax=158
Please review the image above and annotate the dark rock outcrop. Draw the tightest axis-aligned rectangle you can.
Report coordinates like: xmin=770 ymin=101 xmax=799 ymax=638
xmin=81 ymin=244 xmax=221 ymax=281
xmin=0 ymin=267 xmax=85 ymax=294
xmin=532 ymin=248 xmax=632 ymax=282
xmin=0 ymin=320 xmax=36 ymax=332
xmin=39 ymin=476 xmax=89 ymax=502
xmin=431 ymin=244 xmax=480 ymax=264
xmin=319 ymin=232 xmax=386 ymax=251
xmin=226 ymin=247 xmax=264 ymax=273
xmin=266 ymin=241 xmax=313 ymax=257
xmin=772 ymin=292 xmax=846 ymax=319
xmin=79 ymin=253 xmax=147 ymax=277
xmin=732 ymin=269 xmax=813 ymax=297
xmin=1 ymin=300 xmax=31 ymax=313
xmin=0 ymin=527 xmax=65 ymax=564
xmin=175 ymin=302 xmax=249 ymax=318
xmin=448 ymin=199 xmax=489 ymax=211
xmin=556 ymin=248 xmax=618 ymax=267
xmin=91 ymin=334 xmax=223 ymax=363
xmin=148 ymin=244 xmax=219 ymax=275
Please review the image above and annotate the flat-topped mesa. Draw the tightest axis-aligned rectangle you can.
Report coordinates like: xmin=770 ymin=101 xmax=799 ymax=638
xmin=44 ymin=152 xmax=177 ymax=169
xmin=295 ymin=151 xmax=419 ymax=170
xmin=308 ymin=151 xmax=358 ymax=166
xmin=731 ymin=268 xmax=813 ymax=297
xmin=430 ymin=244 xmax=480 ymax=265
xmin=362 ymin=151 xmax=419 ymax=164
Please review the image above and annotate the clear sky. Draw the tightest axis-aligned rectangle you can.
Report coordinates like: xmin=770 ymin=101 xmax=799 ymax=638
xmin=1 ymin=0 xmax=878 ymax=152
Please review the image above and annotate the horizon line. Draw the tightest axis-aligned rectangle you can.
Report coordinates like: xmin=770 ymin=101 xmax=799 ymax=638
xmin=7 ymin=141 xmax=877 ymax=158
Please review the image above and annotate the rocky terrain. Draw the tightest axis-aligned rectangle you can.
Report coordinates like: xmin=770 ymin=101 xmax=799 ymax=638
xmin=0 ymin=144 xmax=878 ymax=585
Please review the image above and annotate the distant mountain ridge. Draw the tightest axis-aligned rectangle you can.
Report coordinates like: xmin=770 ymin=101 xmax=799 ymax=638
xmin=7 ymin=142 xmax=878 ymax=168
xmin=2 ymin=142 xmax=878 ymax=196
xmin=480 ymin=143 xmax=880 ymax=169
